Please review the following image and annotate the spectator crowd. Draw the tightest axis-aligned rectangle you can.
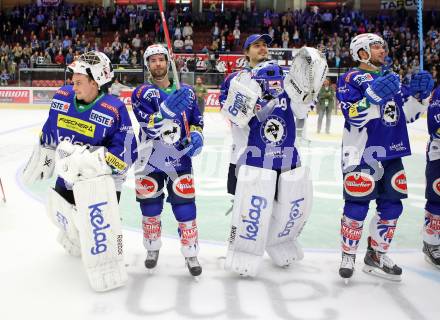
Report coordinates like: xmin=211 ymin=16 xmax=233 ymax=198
xmin=0 ymin=3 xmax=439 ymax=86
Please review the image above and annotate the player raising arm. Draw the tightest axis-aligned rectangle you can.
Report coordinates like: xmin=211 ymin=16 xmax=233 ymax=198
xmin=336 ymin=33 xmax=434 ymax=282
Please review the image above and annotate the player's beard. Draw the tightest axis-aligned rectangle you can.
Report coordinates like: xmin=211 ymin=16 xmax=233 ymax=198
xmin=150 ymin=67 xmax=168 ymax=81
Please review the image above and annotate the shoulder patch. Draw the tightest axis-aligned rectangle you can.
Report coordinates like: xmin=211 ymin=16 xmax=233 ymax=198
xmin=345 ymin=70 xmax=360 ymax=83
xmin=100 ymin=102 xmax=120 ymax=121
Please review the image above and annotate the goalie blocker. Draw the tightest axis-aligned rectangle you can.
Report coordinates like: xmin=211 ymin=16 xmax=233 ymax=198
xmin=225 ymin=165 xmax=312 ymax=276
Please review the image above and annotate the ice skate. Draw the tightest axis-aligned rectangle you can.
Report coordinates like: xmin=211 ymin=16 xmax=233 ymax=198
xmin=423 ymin=242 xmax=440 ymax=269
xmin=185 ymin=256 xmax=202 ymax=277
xmin=339 ymin=252 xmax=355 ymax=284
xmin=144 ymin=250 xmax=159 ymax=270
xmin=362 ymin=238 xmax=402 ymax=281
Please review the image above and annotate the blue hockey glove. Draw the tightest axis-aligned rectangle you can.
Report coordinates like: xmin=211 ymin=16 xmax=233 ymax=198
xmin=410 ymin=71 xmax=434 ymax=100
xmin=185 ymin=131 xmax=203 ymax=157
xmin=159 ymin=87 xmax=191 ymax=119
xmin=365 ymin=73 xmax=400 ymax=105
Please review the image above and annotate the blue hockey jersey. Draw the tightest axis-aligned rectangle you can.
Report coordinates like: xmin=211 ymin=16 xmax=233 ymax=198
xmin=131 ymin=82 xmax=203 ymax=173
xmin=220 ymin=69 xmax=305 ymax=171
xmin=427 ymin=86 xmax=440 ymax=161
xmin=337 ymin=68 xmax=417 ymax=165
xmin=41 ymin=85 xmax=137 ymax=185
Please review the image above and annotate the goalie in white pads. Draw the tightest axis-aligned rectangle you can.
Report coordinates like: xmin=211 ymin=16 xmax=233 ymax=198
xmin=220 ymin=34 xmax=327 ymax=276
xmin=22 ymin=51 xmax=137 ymax=291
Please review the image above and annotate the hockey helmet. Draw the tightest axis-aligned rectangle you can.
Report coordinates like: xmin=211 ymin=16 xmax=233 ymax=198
xmin=350 ymin=33 xmax=386 ymax=65
xmin=68 ymin=51 xmax=114 ymax=89
xmin=251 ymin=60 xmax=285 ymax=99
xmin=143 ymin=44 xmax=170 ymax=72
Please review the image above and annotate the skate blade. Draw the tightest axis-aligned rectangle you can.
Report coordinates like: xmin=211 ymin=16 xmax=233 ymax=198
xmin=424 ymin=255 xmax=440 ymax=269
xmin=343 ymin=278 xmax=350 ymax=285
xmin=362 ymin=265 xmax=402 ymax=282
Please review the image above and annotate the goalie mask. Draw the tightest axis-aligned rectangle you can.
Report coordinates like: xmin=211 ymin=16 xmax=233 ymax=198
xmin=350 ymin=33 xmax=386 ymax=68
xmin=251 ymin=60 xmax=285 ymax=100
xmin=143 ymin=44 xmax=170 ymax=74
xmin=68 ymin=51 xmax=114 ymax=89
xmin=283 ymin=47 xmax=328 ymax=104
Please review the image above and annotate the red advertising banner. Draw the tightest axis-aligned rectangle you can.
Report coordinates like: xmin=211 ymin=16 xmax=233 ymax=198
xmin=174 ymin=53 xmax=246 ymax=73
xmin=119 ymin=90 xmax=134 ymax=107
xmin=0 ymin=89 xmax=30 ymax=103
xmin=205 ymin=89 xmax=220 ymax=111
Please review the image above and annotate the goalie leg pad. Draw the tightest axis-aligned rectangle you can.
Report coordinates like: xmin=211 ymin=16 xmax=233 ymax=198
xmin=72 ymin=175 xmax=127 ymax=292
xmin=225 ymin=165 xmax=277 ymax=277
xmin=265 ymin=167 xmax=313 ymax=267
xmin=22 ymin=143 xmax=55 ymax=184
xmin=47 ymin=188 xmax=81 ymax=257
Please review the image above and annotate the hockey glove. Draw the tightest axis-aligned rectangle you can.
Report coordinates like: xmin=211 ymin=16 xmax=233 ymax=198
xmin=410 ymin=71 xmax=434 ymax=100
xmin=185 ymin=131 xmax=204 ymax=157
xmin=365 ymin=73 xmax=400 ymax=105
xmin=159 ymin=87 xmax=191 ymax=119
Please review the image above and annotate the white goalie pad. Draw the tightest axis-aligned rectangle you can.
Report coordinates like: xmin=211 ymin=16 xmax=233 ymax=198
xmin=221 ymin=72 xmax=262 ymax=128
xmin=266 ymin=167 xmax=313 ymax=267
xmin=47 ymin=188 xmax=81 ymax=257
xmin=284 ymin=46 xmax=328 ymax=105
xmin=22 ymin=143 xmax=55 ymax=185
xmin=55 ymin=141 xmax=112 ymax=185
xmin=225 ymin=165 xmax=277 ymax=277
xmin=403 ymin=95 xmax=429 ymax=123
xmin=72 ymin=175 xmax=126 ymax=292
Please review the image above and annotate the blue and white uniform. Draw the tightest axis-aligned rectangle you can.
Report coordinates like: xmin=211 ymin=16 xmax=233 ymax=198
xmin=220 ymin=66 xmax=308 ymax=195
xmin=424 ymin=86 xmax=440 ymax=246
xmin=337 ymin=67 xmax=426 ymax=255
xmin=41 ymin=85 xmax=137 ymax=193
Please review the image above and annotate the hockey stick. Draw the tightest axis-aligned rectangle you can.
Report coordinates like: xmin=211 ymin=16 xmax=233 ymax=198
xmin=418 ymin=0 xmax=424 ymax=70
xmin=0 ymin=177 xmax=6 ymax=203
xmin=157 ymin=0 xmax=191 ymax=143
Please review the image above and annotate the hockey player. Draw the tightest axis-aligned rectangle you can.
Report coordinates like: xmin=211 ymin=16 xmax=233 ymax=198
xmin=22 ymin=51 xmax=137 ymax=291
xmin=220 ymin=34 xmax=328 ymax=276
xmin=423 ymin=65 xmax=440 ymax=269
xmin=131 ymin=44 xmax=204 ymax=276
xmin=337 ymin=33 xmax=434 ymax=281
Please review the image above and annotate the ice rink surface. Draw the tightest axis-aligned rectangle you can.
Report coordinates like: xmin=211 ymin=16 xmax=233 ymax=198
xmin=1 ymin=109 xmax=439 ymax=320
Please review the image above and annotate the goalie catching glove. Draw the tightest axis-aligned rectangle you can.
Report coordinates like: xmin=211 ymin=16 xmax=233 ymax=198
xmin=284 ymin=46 xmax=328 ymax=104
xmin=55 ymin=141 xmax=112 ymax=185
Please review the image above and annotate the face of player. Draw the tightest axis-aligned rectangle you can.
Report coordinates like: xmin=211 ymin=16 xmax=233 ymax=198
xmin=148 ymin=54 xmax=168 ymax=80
xmin=368 ymin=43 xmax=386 ymax=67
xmin=246 ymin=40 xmax=269 ymax=67
xmin=72 ymin=73 xmax=99 ymax=103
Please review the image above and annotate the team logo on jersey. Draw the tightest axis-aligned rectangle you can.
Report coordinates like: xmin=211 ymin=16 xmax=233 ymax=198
xmin=160 ymin=119 xmax=181 ymax=146
xmin=136 ymin=177 xmax=160 ymax=199
xmin=344 ymin=172 xmax=375 ymax=197
xmin=433 ymin=178 xmax=440 ymax=197
xmin=381 ymin=101 xmax=400 ymax=126
xmin=173 ymin=174 xmax=195 ymax=199
xmin=51 ymin=99 xmax=70 ymax=113
xmin=353 ymin=73 xmax=373 ymax=85
xmin=89 ymin=110 xmax=114 ymax=127
xmin=261 ymin=115 xmax=287 ymax=146
xmin=391 ymin=170 xmax=408 ymax=194
xmin=57 ymin=114 xmax=95 ymax=137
